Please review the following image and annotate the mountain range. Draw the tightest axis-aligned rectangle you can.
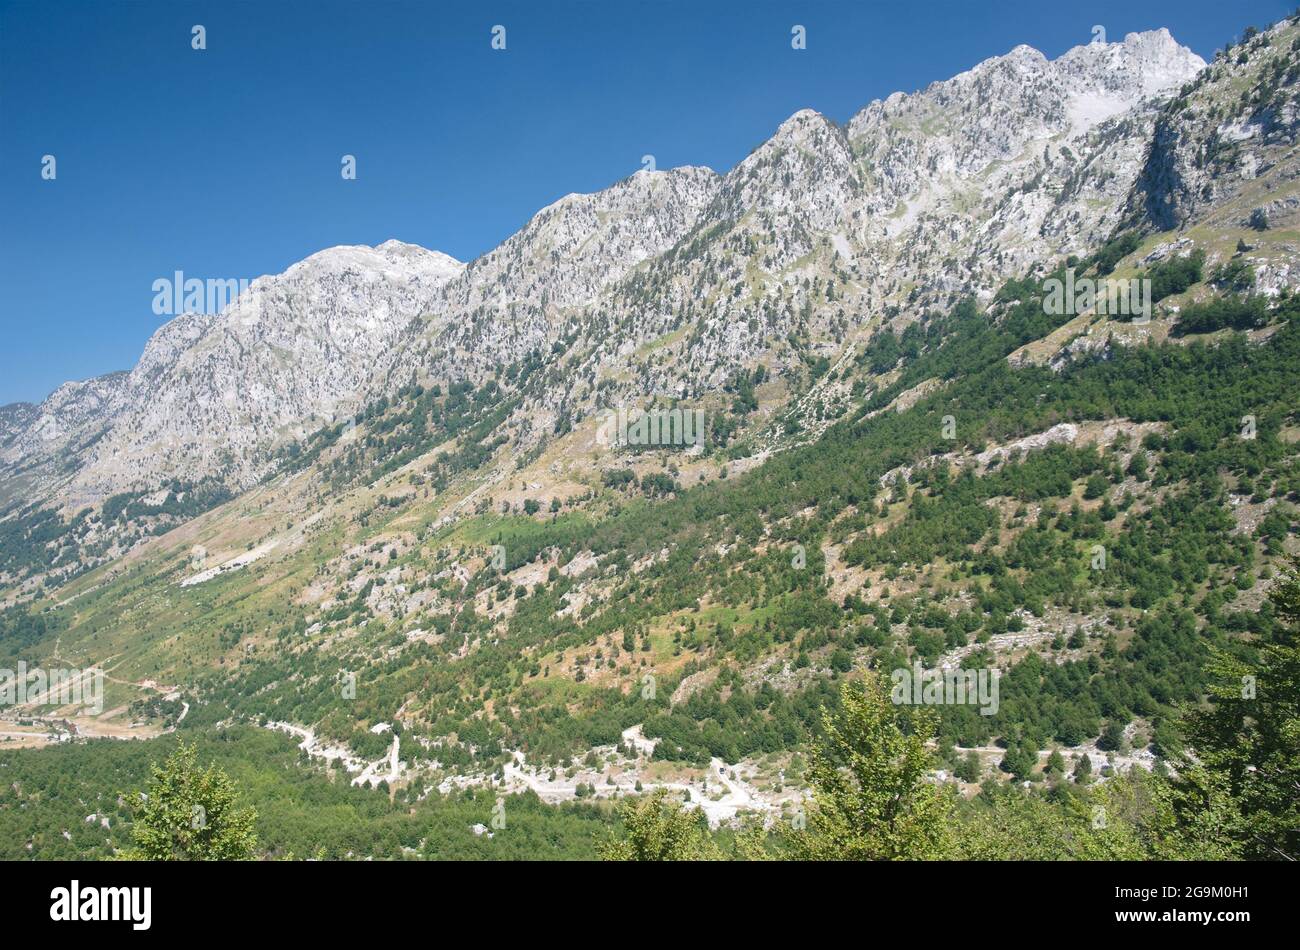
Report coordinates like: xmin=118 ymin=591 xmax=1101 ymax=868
xmin=1 ymin=15 xmax=1299 ymax=861
xmin=2 ymin=29 xmax=1211 ymax=510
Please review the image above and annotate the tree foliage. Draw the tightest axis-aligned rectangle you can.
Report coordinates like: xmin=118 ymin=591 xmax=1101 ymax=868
xmin=599 ymin=790 xmax=718 ymax=861
xmin=1164 ymin=556 xmax=1300 ymax=860
xmin=794 ymin=676 xmax=950 ymax=860
xmin=120 ymin=742 xmax=258 ymax=861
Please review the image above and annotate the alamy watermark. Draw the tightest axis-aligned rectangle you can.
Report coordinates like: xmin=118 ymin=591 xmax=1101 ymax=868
xmin=152 ymin=271 xmax=252 ymax=317
xmin=1043 ymin=269 xmax=1150 ymax=324
xmin=50 ymin=880 xmax=151 ymax=930
xmin=891 ymin=662 xmax=1000 ymax=716
xmin=596 ymin=406 xmax=705 ymax=448
xmin=0 ymin=662 xmax=104 ymax=714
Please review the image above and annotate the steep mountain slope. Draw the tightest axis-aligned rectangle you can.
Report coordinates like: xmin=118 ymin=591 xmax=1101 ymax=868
xmin=393 ymin=165 xmax=723 ymax=410
xmin=3 ymin=243 xmax=464 ymax=507
xmin=1125 ymin=24 xmax=1300 ymax=248
xmin=568 ymin=30 xmax=1206 ymax=420
xmin=0 ymin=371 xmax=128 ymax=498
xmin=845 ymin=29 xmax=1204 ymax=298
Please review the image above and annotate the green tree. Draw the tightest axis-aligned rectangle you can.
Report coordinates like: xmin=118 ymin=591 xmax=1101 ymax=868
xmin=1083 ymin=473 xmax=1109 ymax=500
xmin=1097 ymin=720 xmax=1128 ymax=753
xmin=1044 ymin=749 xmax=1066 ymax=777
xmin=120 ymin=742 xmax=258 ymax=860
xmin=793 ymin=676 xmax=951 ymax=860
xmin=1074 ymin=753 xmax=1093 ymax=785
xmin=1163 ymin=556 xmax=1300 ymax=860
xmin=999 ymin=739 xmax=1038 ymax=781
xmin=599 ymin=790 xmax=718 ymax=861
xmin=954 ymin=750 xmax=981 ymax=783
xmin=959 ymin=771 xmax=1157 ymax=860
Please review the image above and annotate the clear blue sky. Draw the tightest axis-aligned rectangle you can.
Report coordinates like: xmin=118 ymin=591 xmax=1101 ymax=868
xmin=0 ymin=0 xmax=1288 ymax=405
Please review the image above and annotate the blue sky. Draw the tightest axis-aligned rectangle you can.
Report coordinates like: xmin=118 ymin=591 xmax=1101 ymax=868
xmin=0 ymin=0 xmax=1289 ymax=405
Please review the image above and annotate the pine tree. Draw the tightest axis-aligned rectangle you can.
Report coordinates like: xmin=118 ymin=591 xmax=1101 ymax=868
xmin=1045 ymin=749 xmax=1066 ymax=777
xmin=1073 ymin=754 xmax=1093 ymax=784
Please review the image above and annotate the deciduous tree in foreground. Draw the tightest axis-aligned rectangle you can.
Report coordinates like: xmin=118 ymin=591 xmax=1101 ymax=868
xmin=599 ymin=789 xmax=719 ymax=861
xmin=793 ymin=675 xmax=950 ymax=860
xmin=121 ymin=742 xmax=258 ymax=861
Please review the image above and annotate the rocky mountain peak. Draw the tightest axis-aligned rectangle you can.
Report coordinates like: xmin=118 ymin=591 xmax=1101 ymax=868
xmin=0 ymin=25 xmax=1223 ymax=513
xmin=1124 ymin=18 xmax=1300 ymax=233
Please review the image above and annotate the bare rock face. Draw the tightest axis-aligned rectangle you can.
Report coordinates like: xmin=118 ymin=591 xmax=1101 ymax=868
xmin=0 ymin=372 xmax=129 ymax=482
xmin=0 ymin=401 xmax=37 ymax=446
xmin=842 ymin=29 xmax=1204 ymax=300
xmin=398 ymin=165 xmax=721 ymax=383
xmin=0 ymin=29 xmax=1217 ymax=508
xmin=1125 ymin=22 xmax=1300 ymax=234
xmin=5 ymin=242 xmax=464 ymax=506
xmin=583 ymin=30 xmax=1205 ymax=403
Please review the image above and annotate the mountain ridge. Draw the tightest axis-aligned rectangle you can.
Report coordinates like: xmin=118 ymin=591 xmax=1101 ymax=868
xmin=0 ymin=28 xmax=1233 ymax=539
